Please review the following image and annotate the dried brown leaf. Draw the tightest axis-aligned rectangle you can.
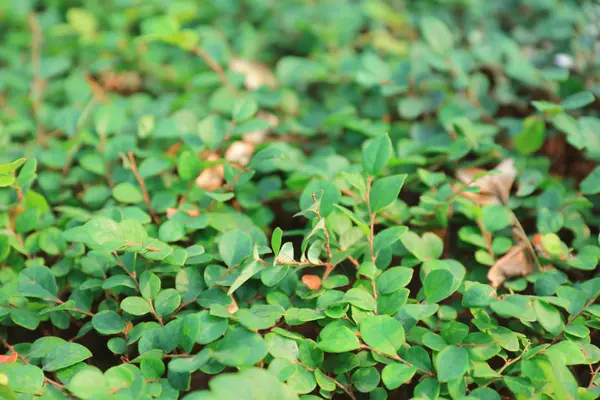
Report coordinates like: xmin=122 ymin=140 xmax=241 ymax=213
xmin=487 ymin=244 xmax=534 ymax=288
xmin=195 ymin=152 xmax=224 ymax=191
xmin=243 ymin=111 xmax=279 ymax=145
xmin=225 ymin=141 xmax=254 ymax=167
xmin=302 ymin=274 xmax=322 ymax=291
xmin=0 ymin=353 xmax=18 ymax=364
xmin=166 ymin=208 xmax=201 ymax=219
xmin=456 ymin=159 xmax=517 ymax=205
xmin=230 ymin=58 xmax=278 ymax=90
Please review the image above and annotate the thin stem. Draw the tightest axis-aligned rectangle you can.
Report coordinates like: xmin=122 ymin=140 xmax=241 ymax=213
xmin=551 ymin=292 xmax=600 ymax=345
xmin=511 ymin=214 xmax=543 ymax=273
xmin=589 ymin=363 xmax=600 ymax=388
xmin=48 ymin=298 xmax=94 ymax=317
xmin=365 ymin=177 xmax=376 ymax=263
xmin=476 ymin=218 xmax=494 ymax=259
xmin=28 ymin=13 xmax=44 ymax=134
xmin=311 ymin=192 xmax=335 ymax=280
xmin=113 ymin=251 xmax=137 ymax=280
xmin=61 ymin=97 xmax=97 ymax=180
xmin=191 ymin=46 xmax=239 ymax=97
xmin=361 ymin=344 xmax=432 ymax=376
xmin=127 ymin=151 xmax=160 ymax=224
xmin=147 ymin=300 xmax=164 ymax=327
xmin=483 ymin=342 xmax=531 ymax=388
xmin=364 ymin=177 xmax=379 ymax=311
xmin=312 ymin=193 xmax=333 ymax=260
xmin=295 ymin=362 xmax=356 ymax=400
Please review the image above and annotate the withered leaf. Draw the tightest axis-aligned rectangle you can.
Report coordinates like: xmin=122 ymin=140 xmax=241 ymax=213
xmin=487 ymin=244 xmax=533 ymax=288
xmin=229 ymin=58 xmax=278 ymax=90
xmin=302 ymin=274 xmax=322 ymax=291
xmin=456 ymin=159 xmax=517 ymax=205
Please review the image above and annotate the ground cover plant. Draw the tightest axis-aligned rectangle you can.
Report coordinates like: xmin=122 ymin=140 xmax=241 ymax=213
xmin=1 ymin=0 xmax=600 ymax=399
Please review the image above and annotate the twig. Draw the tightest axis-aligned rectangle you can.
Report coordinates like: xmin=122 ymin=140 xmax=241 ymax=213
xmin=589 ymin=363 xmax=600 ymax=388
xmin=364 ymin=178 xmax=379 ymax=310
xmin=476 ymin=218 xmax=494 ymax=259
xmin=47 ymin=298 xmax=94 ymax=317
xmin=312 ymin=193 xmax=333 ymax=260
xmin=61 ymin=97 xmax=97 ymax=180
xmin=147 ymin=300 xmax=164 ymax=327
xmin=551 ymin=292 xmax=600 ymax=345
xmin=365 ymin=177 xmax=376 ymax=263
xmin=191 ymin=47 xmax=239 ymax=97
xmin=361 ymin=344 xmax=432 ymax=376
xmin=511 ymin=214 xmax=543 ymax=273
xmin=127 ymin=151 xmax=160 ymax=224
xmin=113 ymin=251 xmax=137 ymax=280
xmin=296 ymin=362 xmax=356 ymax=400
xmin=483 ymin=341 xmax=531 ymax=388
xmin=28 ymin=13 xmax=45 ymax=134
xmin=311 ymin=192 xmax=335 ymax=280
xmin=1 ymin=336 xmax=66 ymax=390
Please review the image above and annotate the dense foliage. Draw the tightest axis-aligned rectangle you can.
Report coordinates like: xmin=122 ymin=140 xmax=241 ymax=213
xmin=1 ymin=0 xmax=600 ymax=399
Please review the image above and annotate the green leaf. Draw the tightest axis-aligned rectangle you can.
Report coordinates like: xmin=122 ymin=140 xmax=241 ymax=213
xmin=376 ymin=267 xmax=413 ymax=294
xmin=286 ymin=365 xmax=316 ymax=394
xmin=228 ymin=260 xmax=264 ymax=295
xmin=154 ymin=289 xmax=181 ymax=317
xmin=249 ymin=147 xmax=284 ymax=168
xmin=317 ymin=324 xmax=360 ymax=353
xmin=159 ymin=220 xmax=185 ymax=243
xmin=0 ymin=174 xmax=16 ymax=187
xmin=2 ymin=365 xmax=44 ymax=394
xmin=265 ymin=333 xmax=299 ymax=361
xmin=514 ymin=117 xmax=545 ymax=155
xmin=92 ymin=310 xmax=126 ymax=335
xmin=561 ymin=91 xmax=595 ymax=110
xmin=213 ymin=326 xmax=268 ymax=367
xmin=299 ymin=180 xmax=341 ymax=217
xmin=18 ymin=266 xmax=58 ymax=300
xmin=369 ymin=174 xmax=407 ymax=212
xmin=271 ymin=227 xmax=283 ymax=257
xmin=67 ymin=368 xmax=109 ymax=399
xmin=186 ymin=311 xmax=228 ymax=345
xmin=533 ymin=300 xmax=563 ymax=335
xmin=373 ymin=226 xmax=408 ymax=253
xmin=112 ymin=182 xmax=144 ymax=204
xmin=198 ymin=115 xmax=227 ymax=150
xmin=140 ymin=271 xmax=162 ymax=300
xmin=121 ymin=296 xmax=152 ymax=316
xmin=462 ymin=283 xmax=495 ymax=308
xmin=178 ymin=151 xmax=202 ymax=181
xmin=314 ymin=368 xmax=335 ymax=391
xmin=482 ymin=205 xmax=512 ymax=232
xmin=581 ymin=166 xmax=600 ymax=195
xmin=43 ymin=342 xmax=93 ymax=371
xmin=362 ymin=133 xmax=392 ymax=175
xmin=435 ymin=345 xmax=469 ymax=382
xmin=421 ymin=16 xmax=453 ymax=54
xmin=351 ymin=367 xmax=380 ymax=393
xmin=360 ymin=315 xmax=405 ymax=355
xmin=343 ymin=288 xmax=377 ymax=311
xmin=206 ymin=367 xmax=299 ymax=400
xmin=382 ymin=363 xmax=416 ymax=390
xmin=0 ymin=158 xmax=26 ymax=174
xmin=424 ymin=269 xmax=457 ymax=303
xmin=233 ymin=97 xmax=258 ymax=121
xmin=218 ymin=230 xmax=252 ymax=267
xmin=401 ymin=232 xmax=443 ymax=262
xmin=139 ymin=157 xmax=172 ymax=179
xmin=83 ymin=216 xmax=126 ymax=251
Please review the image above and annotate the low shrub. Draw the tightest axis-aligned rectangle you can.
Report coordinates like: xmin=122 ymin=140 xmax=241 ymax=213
xmin=1 ymin=1 xmax=599 ymax=399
